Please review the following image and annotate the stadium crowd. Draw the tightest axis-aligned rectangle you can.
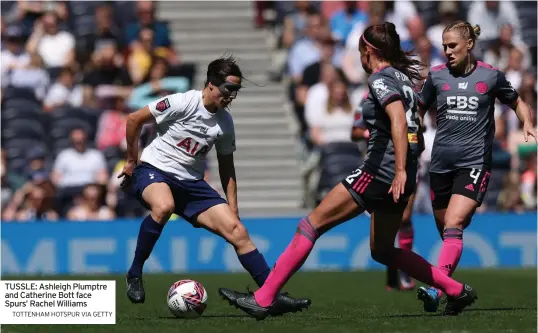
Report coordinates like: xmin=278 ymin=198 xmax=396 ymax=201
xmin=257 ymin=0 xmax=537 ymax=213
xmin=1 ymin=1 xmax=536 ymax=222
xmin=1 ymin=1 xmax=196 ymax=221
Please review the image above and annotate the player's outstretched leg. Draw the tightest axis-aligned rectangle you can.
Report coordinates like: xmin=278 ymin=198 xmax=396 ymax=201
xmin=370 ymin=209 xmax=477 ymax=316
xmin=220 ymin=183 xmax=363 ymax=320
xmin=194 ymin=203 xmax=311 ymax=316
xmin=127 ymin=183 xmax=175 ymax=304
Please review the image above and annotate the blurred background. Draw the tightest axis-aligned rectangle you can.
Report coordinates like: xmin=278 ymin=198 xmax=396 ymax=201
xmin=0 ymin=1 xmax=536 ymax=276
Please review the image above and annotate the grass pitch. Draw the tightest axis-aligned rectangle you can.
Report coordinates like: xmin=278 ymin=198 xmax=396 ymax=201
xmin=2 ymin=269 xmax=536 ymax=333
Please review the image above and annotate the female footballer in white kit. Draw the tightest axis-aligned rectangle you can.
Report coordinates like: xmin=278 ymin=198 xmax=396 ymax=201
xmin=119 ymin=56 xmax=310 ymax=316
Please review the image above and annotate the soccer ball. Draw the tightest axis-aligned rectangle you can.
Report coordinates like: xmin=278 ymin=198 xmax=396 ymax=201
xmin=167 ymin=279 xmax=208 ymax=318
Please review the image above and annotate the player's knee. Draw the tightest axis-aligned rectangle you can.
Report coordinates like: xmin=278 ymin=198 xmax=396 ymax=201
xmin=151 ymin=201 xmax=175 ymax=223
xmin=444 ymin=214 xmax=465 ymax=229
xmin=225 ymin=221 xmax=251 ymax=248
xmin=370 ymin=248 xmax=395 ymax=266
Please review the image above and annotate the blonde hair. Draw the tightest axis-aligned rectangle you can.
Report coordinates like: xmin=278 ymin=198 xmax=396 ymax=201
xmin=443 ymin=21 xmax=481 ymax=48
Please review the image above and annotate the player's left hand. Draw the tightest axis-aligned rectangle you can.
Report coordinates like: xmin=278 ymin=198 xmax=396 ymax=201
xmin=522 ymin=121 xmax=537 ymax=143
xmin=389 ymin=170 xmax=406 ymax=203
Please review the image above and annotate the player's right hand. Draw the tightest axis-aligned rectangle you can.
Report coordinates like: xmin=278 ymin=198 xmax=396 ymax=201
xmin=118 ymin=161 xmax=137 ymax=188
xmin=389 ymin=170 xmax=407 ymax=203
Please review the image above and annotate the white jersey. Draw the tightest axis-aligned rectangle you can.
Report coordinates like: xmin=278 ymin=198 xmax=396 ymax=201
xmin=140 ymin=90 xmax=236 ymax=180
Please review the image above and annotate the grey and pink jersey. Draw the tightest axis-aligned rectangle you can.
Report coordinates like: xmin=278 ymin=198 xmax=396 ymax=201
xmin=418 ymin=61 xmax=519 ymax=173
xmin=360 ymin=66 xmax=421 ymax=185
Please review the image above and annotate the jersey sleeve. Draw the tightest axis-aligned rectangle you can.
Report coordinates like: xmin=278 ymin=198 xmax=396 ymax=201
xmin=148 ymin=92 xmax=189 ymax=124
xmin=417 ymin=72 xmax=435 ymax=110
xmin=368 ymin=72 xmax=402 ymax=109
xmin=495 ymin=70 xmax=519 ymax=106
xmin=215 ymin=113 xmax=236 ymax=155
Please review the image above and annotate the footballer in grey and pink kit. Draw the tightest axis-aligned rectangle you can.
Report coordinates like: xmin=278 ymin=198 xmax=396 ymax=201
xmin=415 ymin=21 xmax=536 ymax=314
xmin=418 ymin=60 xmax=519 ymax=208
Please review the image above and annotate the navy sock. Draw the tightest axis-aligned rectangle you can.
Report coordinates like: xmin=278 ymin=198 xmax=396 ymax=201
xmin=238 ymin=249 xmax=271 ymax=287
xmin=128 ymin=215 xmax=165 ymax=278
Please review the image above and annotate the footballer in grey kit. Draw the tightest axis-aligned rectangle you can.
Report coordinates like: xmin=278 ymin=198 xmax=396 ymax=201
xmin=419 ymin=61 xmax=518 ymax=175
xmin=415 ymin=21 xmax=536 ymax=315
xmin=360 ymin=66 xmax=421 ymax=188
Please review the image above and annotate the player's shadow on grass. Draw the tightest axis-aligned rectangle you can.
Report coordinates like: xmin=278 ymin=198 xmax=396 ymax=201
xmin=375 ymin=307 xmax=535 ymax=319
xmin=132 ymin=314 xmax=250 ymax=320
xmin=465 ymin=307 xmax=535 ymax=312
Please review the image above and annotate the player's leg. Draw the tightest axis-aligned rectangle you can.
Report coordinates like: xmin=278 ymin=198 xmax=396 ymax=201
xmin=386 ymin=194 xmax=414 ymax=291
xmin=228 ymin=183 xmax=363 ymax=319
xmin=397 ymin=193 xmax=416 ymax=290
xmin=126 ymin=181 xmax=175 ymax=303
xmin=370 ymin=208 xmax=477 ymax=316
xmin=180 ymin=180 xmax=309 ymax=315
xmin=417 ymin=171 xmax=452 ymax=311
xmin=195 ymin=203 xmax=270 ymax=286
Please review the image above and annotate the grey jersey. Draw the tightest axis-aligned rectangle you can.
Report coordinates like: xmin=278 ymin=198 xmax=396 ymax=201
xmin=361 ymin=66 xmax=421 ymax=185
xmin=418 ymin=61 xmax=519 ymax=172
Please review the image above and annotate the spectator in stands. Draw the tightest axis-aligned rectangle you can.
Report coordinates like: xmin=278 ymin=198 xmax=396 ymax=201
xmin=89 ymin=4 xmax=123 ymax=55
xmin=329 ymin=1 xmax=367 ymax=44
xmin=26 ymin=11 xmax=75 ymax=71
xmin=51 ymin=128 xmax=108 ymax=214
xmin=1 ymin=24 xmax=30 ymax=81
xmin=295 ymin=35 xmax=344 ymax=110
xmin=497 ymin=171 xmax=524 ymax=212
xmin=426 ymin=1 xmax=460 ymax=54
xmin=282 ymin=1 xmax=315 ymax=50
xmin=484 ymin=24 xmax=532 ymax=72
xmin=467 ymin=1 xmax=522 ymax=44
xmin=305 ymin=79 xmax=354 ymax=147
xmin=4 ymin=1 xmax=68 ymax=32
xmin=1 ymin=148 xmax=26 ymax=212
xmin=96 ymin=96 xmax=129 ymax=151
xmin=287 ymin=10 xmax=328 ymax=83
xmin=43 ymin=66 xmax=83 ymax=111
xmin=67 ymin=183 xmax=115 ymax=221
xmin=414 ymin=35 xmax=444 ymax=78
xmin=304 ymin=63 xmax=342 ymax=122
xmin=127 ymin=27 xmax=161 ymax=85
xmin=3 ymin=170 xmax=58 ymax=222
xmin=3 ymin=52 xmax=50 ymax=101
xmin=128 ymin=56 xmax=190 ymax=110
xmin=343 ymin=1 xmax=386 ymax=86
xmin=125 ymin=1 xmax=176 ymax=64
xmin=81 ymin=41 xmax=132 ymax=108
xmin=24 ymin=146 xmax=50 ymax=180
xmin=503 ymin=48 xmax=525 ymax=91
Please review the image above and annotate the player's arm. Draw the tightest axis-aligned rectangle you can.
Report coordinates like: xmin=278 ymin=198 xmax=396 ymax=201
xmin=217 ymin=153 xmax=238 ymax=217
xmin=125 ymin=106 xmax=155 ymax=166
xmin=496 ymin=71 xmax=537 ymax=142
xmin=386 ymin=100 xmax=409 ymax=202
xmin=369 ymin=73 xmax=407 ymax=202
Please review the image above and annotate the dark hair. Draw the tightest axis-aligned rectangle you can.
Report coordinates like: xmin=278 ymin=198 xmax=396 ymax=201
xmin=443 ymin=21 xmax=481 ymax=49
xmin=360 ymin=22 xmax=423 ymax=82
xmin=205 ymin=55 xmax=243 ymax=87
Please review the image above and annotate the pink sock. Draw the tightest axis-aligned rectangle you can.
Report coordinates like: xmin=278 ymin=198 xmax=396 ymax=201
xmin=435 ymin=228 xmax=463 ymax=297
xmin=254 ymin=218 xmax=319 ymax=307
xmin=398 ymin=224 xmax=414 ymax=251
xmin=393 ymin=248 xmax=463 ymax=297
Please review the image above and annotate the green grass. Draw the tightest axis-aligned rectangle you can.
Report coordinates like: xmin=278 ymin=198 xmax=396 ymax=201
xmin=2 ymin=269 xmax=536 ymax=333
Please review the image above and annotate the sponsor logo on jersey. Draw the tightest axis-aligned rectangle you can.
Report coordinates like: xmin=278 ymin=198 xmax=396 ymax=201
xmin=476 ymin=81 xmax=488 ymax=94
xmin=156 ymin=98 xmax=171 ymax=112
xmin=372 ymin=78 xmax=389 ymax=98
xmin=407 ymin=133 xmax=418 ymax=143
xmin=458 ymin=82 xmax=468 ymax=89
